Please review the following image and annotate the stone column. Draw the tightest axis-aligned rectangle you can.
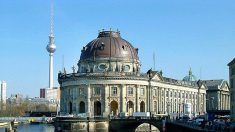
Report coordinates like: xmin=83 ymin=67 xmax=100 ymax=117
xmin=136 ymin=85 xmax=140 ymax=112
xmin=122 ymin=84 xmax=127 ymax=113
xmin=218 ymin=92 xmax=221 ymax=110
xmin=103 ymin=84 xmax=109 ymax=117
xmin=227 ymin=94 xmax=229 ymax=110
xmin=197 ymin=91 xmax=200 ymax=115
xmin=203 ymin=93 xmax=206 ymax=113
xmin=87 ymin=84 xmax=91 ymax=117
xmin=120 ymin=84 xmax=125 ymax=113
xmin=163 ymin=88 xmax=166 ymax=113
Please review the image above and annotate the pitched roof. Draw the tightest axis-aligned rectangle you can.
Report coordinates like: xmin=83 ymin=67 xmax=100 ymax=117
xmin=203 ymin=80 xmax=224 ymax=90
xmin=228 ymin=58 xmax=235 ymax=66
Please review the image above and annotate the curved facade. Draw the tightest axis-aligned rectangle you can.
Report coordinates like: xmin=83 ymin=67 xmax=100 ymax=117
xmin=58 ymin=31 xmax=207 ymax=118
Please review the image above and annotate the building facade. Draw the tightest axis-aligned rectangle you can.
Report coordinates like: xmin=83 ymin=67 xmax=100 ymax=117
xmin=228 ymin=58 xmax=235 ymax=121
xmin=40 ymin=87 xmax=60 ymax=101
xmin=203 ymin=80 xmax=230 ymax=111
xmin=40 ymin=87 xmax=60 ymax=113
xmin=58 ymin=31 xmax=207 ymax=117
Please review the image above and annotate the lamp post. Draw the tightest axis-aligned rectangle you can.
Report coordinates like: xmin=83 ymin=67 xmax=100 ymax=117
xmin=178 ymin=103 xmax=181 ymax=118
xmin=147 ymin=69 xmax=153 ymax=112
xmin=147 ymin=69 xmax=153 ymax=131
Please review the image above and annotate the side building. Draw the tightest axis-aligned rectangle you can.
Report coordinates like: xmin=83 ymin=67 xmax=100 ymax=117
xmin=228 ymin=58 xmax=235 ymax=121
xmin=58 ymin=31 xmax=207 ymax=118
xmin=203 ymin=80 xmax=230 ymax=111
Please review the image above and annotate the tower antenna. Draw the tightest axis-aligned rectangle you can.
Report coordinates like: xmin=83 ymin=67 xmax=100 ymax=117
xmin=62 ymin=55 xmax=64 ymax=72
xmin=200 ymin=67 xmax=202 ymax=79
xmin=153 ymin=52 xmax=156 ymax=70
xmin=50 ymin=0 xmax=54 ymax=35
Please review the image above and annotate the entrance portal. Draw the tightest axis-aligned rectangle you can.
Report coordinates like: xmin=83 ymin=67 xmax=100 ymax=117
xmin=110 ymin=101 xmax=118 ymax=115
xmin=127 ymin=101 xmax=134 ymax=115
xmin=94 ymin=101 xmax=101 ymax=116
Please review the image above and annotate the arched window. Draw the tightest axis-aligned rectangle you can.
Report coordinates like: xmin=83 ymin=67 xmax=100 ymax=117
xmin=127 ymin=101 xmax=134 ymax=115
xmin=94 ymin=101 xmax=102 ymax=116
xmin=79 ymin=101 xmax=85 ymax=113
xmin=110 ymin=101 xmax=118 ymax=115
xmin=140 ymin=101 xmax=145 ymax=112
xmin=69 ymin=102 xmax=72 ymax=114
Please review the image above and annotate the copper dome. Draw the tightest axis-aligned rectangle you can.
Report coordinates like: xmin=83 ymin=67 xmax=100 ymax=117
xmin=80 ymin=31 xmax=139 ymax=61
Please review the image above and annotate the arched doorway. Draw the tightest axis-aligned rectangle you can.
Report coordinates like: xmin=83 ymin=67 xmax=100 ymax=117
xmin=94 ymin=101 xmax=101 ymax=116
xmin=127 ymin=101 xmax=134 ymax=115
xmin=69 ymin=102 xmax=72 ymax=114
xmin=79 ymin=101 xmax=85 ymax=113
xmin=110 ymin=101 xmax=118 ymax=115
xmin=140 ymin=101 xmax=145 ymax=112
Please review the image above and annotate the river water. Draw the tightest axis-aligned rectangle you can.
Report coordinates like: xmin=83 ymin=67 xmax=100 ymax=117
xmin=0 ymin=124 xmax=55 ymax=132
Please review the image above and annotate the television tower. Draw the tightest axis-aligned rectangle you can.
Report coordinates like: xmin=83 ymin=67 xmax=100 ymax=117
xmin=46 ymin=0 xmax=56 ymax=89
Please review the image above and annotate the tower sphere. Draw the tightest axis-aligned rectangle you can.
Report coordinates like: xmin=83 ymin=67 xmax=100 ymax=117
xmin=46 ymin=43 xmax=56 ymax=53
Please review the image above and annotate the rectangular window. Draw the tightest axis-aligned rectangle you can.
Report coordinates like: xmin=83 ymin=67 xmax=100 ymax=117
xmin=182 ymin=93 xmax=185 ymax=98
xmin=153 ymin=89 xmax=157 ymax=96
xmin=140 ymin=88 xmax=145 ymax=96
xmin=111 ymin=87 xmax=117 ymax=96
xmin=170 ymin=92 xmax=172 ymax=97
xmin=162 ymin=91 xmax=164 ymax=96
xmin=166 ymin=91 xmax=169 ymax=97
xmin=179 ymin=93 xmax=181 ymax=98
xmin=94 ymin=87 xmax=101 ymax=95
xmin=128 ymin=87 xmax=133 ymax=95
xmin=79 ymin=88 xmax=84 ymax=95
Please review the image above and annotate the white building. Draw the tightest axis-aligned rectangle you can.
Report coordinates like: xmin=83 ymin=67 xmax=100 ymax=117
xmin=0 ymin=81 xmax=7 ymax=110
xmin=58 ymin=31 xmax=207 ymax=118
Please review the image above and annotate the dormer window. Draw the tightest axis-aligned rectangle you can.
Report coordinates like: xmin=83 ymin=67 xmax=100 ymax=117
xmin=81 ymin=46 xmax=87 ymax=52
xmin=99 ymin=42 xmax=105 ymax=50
xmin=122 ymin=45 xmax=128 ymax=51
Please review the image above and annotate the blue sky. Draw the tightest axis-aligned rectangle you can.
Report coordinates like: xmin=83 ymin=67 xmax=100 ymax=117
xmin=0 ymin=0 xmax=234 ymax=97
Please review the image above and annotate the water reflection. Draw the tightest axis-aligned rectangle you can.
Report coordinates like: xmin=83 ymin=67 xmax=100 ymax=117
xmin=0 ymin=124 xmax=55 ymax=132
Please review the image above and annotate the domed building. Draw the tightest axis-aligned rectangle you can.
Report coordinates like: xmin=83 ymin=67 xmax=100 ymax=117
xmin=183 ymin=68 xmax=197 ymax=81
xmin=58 ymin=30 xmax=207 ymax=118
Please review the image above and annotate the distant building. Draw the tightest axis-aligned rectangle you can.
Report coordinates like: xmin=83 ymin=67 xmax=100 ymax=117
xmin=203 ymin=80 xmax=230 ymax=111
xmin=40 ymin=87 xmax=60 ymax=112
xmin=228 ymin=58 xmax=235 ymax=121
xmin=40 ymin=87 xmax=60 ymax=101
xmin=7 ymin=93 xmax=24 ymax=106
xmin=0 ymin=81 xmax=7 ymax=110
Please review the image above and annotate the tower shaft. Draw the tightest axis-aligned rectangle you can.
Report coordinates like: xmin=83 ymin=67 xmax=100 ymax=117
xmin=49 ymin=53 xmax=54 ymax=89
